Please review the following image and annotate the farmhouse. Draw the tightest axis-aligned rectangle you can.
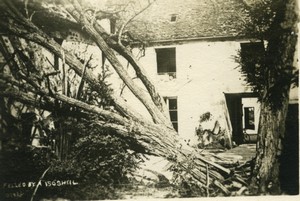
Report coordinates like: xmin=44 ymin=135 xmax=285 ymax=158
xmin=84 ymin=0 xmax=298 ymax=147
xmin=1 ymin=0 xmax=297 ymax=149
xmin=0 ymin=0 xmax=298 ymax=198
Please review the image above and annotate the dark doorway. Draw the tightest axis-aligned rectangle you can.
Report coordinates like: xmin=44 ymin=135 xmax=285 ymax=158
xmin=225 ymin=93 xmax=243 ymax=144
xmin=224 ymin=93 xmax=259 ymax=145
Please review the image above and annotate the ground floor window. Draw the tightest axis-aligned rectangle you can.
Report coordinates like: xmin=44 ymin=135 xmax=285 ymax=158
xmin=163 ymin=97 xmax=178 ymax=131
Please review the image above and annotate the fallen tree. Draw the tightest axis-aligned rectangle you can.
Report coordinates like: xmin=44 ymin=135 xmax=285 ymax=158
xmin=1 ymin=0 xmax=288 ymax=197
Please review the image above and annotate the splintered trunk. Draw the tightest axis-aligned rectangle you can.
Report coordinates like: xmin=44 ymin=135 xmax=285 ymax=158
xmin=250 ymin=98 xmax=289 ymax=194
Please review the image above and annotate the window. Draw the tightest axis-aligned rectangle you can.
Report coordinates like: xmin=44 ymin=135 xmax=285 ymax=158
xmin=240 ymin=42 xmax=265 ymax=71
xmin=171 ymin=14 xmax=177 ymax=22
xmin=240 ymin=42 xmax=264 ymax=57
xmin=156 ymin=48 xmax=176 ymax=77
xmin=244 ymin=107 xmax=255 ymax=130
xmin=164 ymin=97 xmax=178 ymax=131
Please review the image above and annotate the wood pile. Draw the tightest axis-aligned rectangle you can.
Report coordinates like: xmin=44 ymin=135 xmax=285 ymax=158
xmin=172 ymin=148 xmax=255 ymax=196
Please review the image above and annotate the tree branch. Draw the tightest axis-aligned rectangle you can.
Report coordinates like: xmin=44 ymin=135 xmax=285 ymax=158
xmin=0 ymin=18 xmax=135 ymax=120
xmin=66 ymin=0 xmax=171 ymax=126
xmin=76 ymin=53 xmax=92 ymax=99
xmin=90 ymin=11 xmax=169 ymax=118
xmin=2 ymin=1 xmax=169 ymax=125
xmin=30 ymin=166 xmax=51 ymax=201
xmin=117 ymin=0 xmax=156 ymax=44
xmin=0 ymin=82 xmax=175 ymax=156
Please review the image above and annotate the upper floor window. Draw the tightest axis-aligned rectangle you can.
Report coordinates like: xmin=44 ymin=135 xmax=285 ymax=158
xmin=155 ymin=48 xmax=176 ymax=77
xmin=170 ymin=14 xmax=177 ymax=22
xmin=240 ymin=42 xmax=265 ymax=70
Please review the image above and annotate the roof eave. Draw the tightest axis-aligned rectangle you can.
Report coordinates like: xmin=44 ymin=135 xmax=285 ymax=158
xmin=133 ymin=35 xmax=258 ymax=47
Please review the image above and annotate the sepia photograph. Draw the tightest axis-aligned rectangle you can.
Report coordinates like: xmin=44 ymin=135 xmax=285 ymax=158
xmin=0 ymin=0 xmax=298 ymax=200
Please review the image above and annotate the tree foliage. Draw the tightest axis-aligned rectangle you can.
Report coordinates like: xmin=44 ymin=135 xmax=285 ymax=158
xmin=1 ymin=0 xmax=297 ymax=199
xmin=237 ymin=0 xmax=298 ymax=195
xmin=238 ymin=0 xmax=298 ymax=111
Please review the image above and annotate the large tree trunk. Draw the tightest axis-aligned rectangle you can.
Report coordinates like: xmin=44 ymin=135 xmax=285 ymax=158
xmin=0 ymin=84 xmax=237 ymax=195
xmin=0 ymin=0 xmax=170 ymax=126
xmin=250 ymin=0 xmax=298 ymax=194
xmin=251 ymin=99 xmax=289 ymax=194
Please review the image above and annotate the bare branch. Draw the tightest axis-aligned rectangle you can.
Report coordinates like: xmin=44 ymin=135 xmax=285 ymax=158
xmin=30 ymin=166 xmax=51 ymax=201
xmin=76 ymin=53 xmax=93 ymax=99
xmin=44 ymin=70 xmax=61 ymax=77
xmin=0 ymin=16 xmax=135 ymax=119
xmin=66 ymin=0 xmax=171 ymax=125
xmin=117 ymin=0 xmax=156 ymax=44
xmin=89 ymin=14 xmax=169 ymax=117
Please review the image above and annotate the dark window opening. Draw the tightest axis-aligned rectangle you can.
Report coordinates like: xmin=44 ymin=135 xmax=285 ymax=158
xmin=110 ymin=18 xmax=116 ymax=34
xmin=164 ymin=97 xmax=178 ymax=131
xmin=244 ymin=107 xmax=255 ymax=130
xmin=240 ymin=42 xmax=265 ymax=79
xmin=156 ymin=48 xmax=176 ymax=76
xmin=171 ymin=15 xmax=177 ymax=22
xmin=240 ymin=42 xmax=265 ymax=63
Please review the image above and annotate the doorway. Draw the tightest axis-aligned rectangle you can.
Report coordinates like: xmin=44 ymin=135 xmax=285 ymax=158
xmin=224 ymin=93 xmax=260 ymax=145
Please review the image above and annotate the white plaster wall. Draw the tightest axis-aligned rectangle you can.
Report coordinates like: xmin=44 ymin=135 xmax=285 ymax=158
xmin=150 ymin=41 xmax=251 ymax=143
xmin=62 ymin=39 xmax=298 ymax=145
xmin=112 ymin=41 xmax=254 ymax=144
xmin=61 ymin=40 xmax=261 ymax=144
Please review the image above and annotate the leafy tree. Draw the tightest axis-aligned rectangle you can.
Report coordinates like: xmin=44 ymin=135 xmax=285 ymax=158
xmin=237 ymin=0 xmax=298 ymax=194
xmin=1 ymin=0 xmax=297 ymax=198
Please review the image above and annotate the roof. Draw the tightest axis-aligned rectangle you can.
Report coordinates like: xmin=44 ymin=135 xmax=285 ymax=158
xmin=0 ymin=0 xmax=251 ymax=44
xmin=125 ymin=0 xmax=250 ymax=43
